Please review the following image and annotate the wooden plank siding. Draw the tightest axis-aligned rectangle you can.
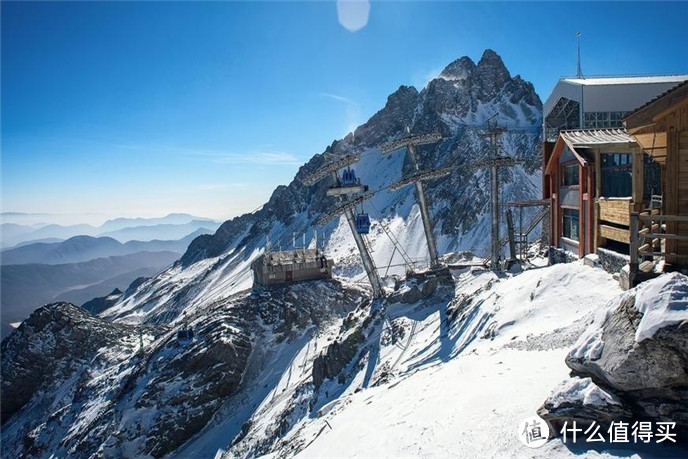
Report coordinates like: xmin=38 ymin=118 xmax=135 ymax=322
xmin=598 ymin=199 xmax=633 ymax=226
xmin=679 ymin=129 xmax=688 ymax=255
xmin=666 ymin=130 xmax=679 ymax=258
xmin=627 ymin=89 xmax=688 ymax=266
xmin=600 ymin=225 xmax=630 ymax=244
xmin=587 ymin=164 xmax=595 ymax=254
xmin=579 ymin=163 xmax=584 ymax=257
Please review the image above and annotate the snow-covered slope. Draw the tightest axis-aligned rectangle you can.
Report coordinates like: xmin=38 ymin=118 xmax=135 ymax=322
xmin=219 ymin=262 xmax=627 ymax=458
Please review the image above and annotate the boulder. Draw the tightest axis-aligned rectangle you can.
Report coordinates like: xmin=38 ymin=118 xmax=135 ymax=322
xmin=537 ymin=377 xmax=632 ymax=434
xmin=539 ymin=273 xmax=688 ymax=437
xmin=388 ymin=276 xmax=440 ymax=305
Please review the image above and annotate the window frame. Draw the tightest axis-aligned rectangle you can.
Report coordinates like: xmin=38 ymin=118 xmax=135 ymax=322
xmin=562 ymin=208 xmax=580 ymax=242
xmin=600 ymin=152 xmax=633 ymax=198
xmin=560 ymin=161 xmax=580 ymax=188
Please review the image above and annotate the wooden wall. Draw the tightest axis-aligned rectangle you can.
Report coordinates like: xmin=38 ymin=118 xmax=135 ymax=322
xmin=657 ymin=102 xmax=688 ymax=258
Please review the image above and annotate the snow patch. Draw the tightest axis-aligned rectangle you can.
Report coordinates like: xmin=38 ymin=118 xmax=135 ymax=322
xmin=547 ymin=376 xmax=622 ymax=409
xmin=633 ymin=272 xmax=688 ymax=342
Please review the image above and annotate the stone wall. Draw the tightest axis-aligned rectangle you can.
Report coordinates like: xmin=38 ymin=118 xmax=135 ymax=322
xmin=596 ymin=247 xmax=629 ymax=274
xmin=548 ymin=246 xmax=578 ymax=265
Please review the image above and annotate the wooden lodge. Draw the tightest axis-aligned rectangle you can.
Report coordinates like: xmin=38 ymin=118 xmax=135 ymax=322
xmin=543 ymin=79 xmax=688 ymax=286
xmin=544 ymin=129 xmax=660 ymax=258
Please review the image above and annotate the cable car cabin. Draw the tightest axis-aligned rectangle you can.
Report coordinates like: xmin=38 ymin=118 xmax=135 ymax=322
xmin=251 ymin=248 xmax=334 ymax=288
xmin=356 ymin=212 xmax=371 ymax=234
xmin=326 ymin=168 xmax=368 ymax=196
xmin=340 ymin=168 xmax=358 ymax=187
xmin=177 ymin=327 xmax=194 ymax=345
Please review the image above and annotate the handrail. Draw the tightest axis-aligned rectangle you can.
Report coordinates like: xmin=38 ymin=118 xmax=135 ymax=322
xmin=630 ymin=212 xmax=688 ymax=268
xmin=638 ymin=214 xmax=688 ymax=222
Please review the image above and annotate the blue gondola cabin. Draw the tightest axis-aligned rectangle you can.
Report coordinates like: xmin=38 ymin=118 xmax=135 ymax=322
xmin=356 ymin=212 xmax=371 ymax=234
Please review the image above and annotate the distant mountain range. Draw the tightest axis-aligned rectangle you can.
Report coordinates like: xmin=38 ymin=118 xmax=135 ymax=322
xmin=0 ymin=217 xmax=219 ymax=339
xmin=1 ymin=228 xmax=212 ymax=265
xmin=0 ymin=213 xmax=221 ymax=248
xmin=0 ymin=251 xmax=180 ymax=339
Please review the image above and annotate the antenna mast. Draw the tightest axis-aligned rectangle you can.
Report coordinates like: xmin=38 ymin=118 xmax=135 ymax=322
xmin=576 ymin=31 xmax=583 ymax=79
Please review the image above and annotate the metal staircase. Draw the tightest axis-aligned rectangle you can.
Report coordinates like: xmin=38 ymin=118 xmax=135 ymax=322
xmin=479 ymin=206 xmax=550 ymax=266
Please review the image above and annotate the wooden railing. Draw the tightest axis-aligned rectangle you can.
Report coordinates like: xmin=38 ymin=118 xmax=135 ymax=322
xmin=597 ymin=198 xmax=633 ymax=244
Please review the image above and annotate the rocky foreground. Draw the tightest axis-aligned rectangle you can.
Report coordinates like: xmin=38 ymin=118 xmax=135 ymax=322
xmin=2 ymin=263 xmax=688 ymax=457
xmin=539 ymin=272 xmax=688 ymax=440
xmin=0 ymin=280 xmax=365 ymax=457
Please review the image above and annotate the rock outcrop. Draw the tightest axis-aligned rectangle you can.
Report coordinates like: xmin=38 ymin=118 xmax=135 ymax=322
xmin=1 ymin=302 xmax=129 ymax=423
xmin=82 ymin=288 xmax=123 ymax=315
xmin=539 ymin=273 xmax=688 ymax=438
xmin=1 ymin=279 xmax=363 ymax=458
xmin=312 ymin=326 xmax=366 ymax=389
xmin=1 ymin=300 xmax=253 ymax=458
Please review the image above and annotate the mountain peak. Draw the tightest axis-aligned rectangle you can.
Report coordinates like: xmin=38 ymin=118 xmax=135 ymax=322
xmin=477 ymin=49 xmax=511 ymax=88
xmin=439 ymin=56 xmax=476 ymax=81
xmin=478 ymin=48 xmax=502 ymax=65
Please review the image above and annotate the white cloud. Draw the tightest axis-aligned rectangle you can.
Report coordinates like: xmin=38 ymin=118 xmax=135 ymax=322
xmin=190 ymin=151 xmax=302 ymax=166
xmin=319 ymin=93 xmax=356 ymax=105
xmin=337 ymin=0 xmax=371 ymax=33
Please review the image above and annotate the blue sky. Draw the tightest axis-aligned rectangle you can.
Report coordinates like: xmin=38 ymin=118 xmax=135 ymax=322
xmin=2 ymin=1 xmax=687 ymax=224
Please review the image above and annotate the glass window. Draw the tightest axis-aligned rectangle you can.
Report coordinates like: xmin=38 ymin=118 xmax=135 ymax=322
xmin=582 ymin=111 xmax=629 ymax=128
xmin=562 ymin=164 xmax=579 ymax=187
xmin=601 ymin=153 xmax=633 ymax=197
xmin=563 ymin=208 xmax=579 ymax=241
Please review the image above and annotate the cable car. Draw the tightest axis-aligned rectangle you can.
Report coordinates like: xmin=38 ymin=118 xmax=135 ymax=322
xmin=355 ymin=212 xmax=371 ymax=234
xmin=340 ymin=168 xmax=358 ymax=187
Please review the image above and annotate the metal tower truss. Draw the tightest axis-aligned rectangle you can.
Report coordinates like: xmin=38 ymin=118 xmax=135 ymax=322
xmin=471 ymin=155 xmax=525 ymax=170
xmin=474 ymin=138 xmax=525 ymax=269
xmin=389 ymin=166 xmax=453 ymax=191
xmin=380 ymin=132 xmax=443 ymax=155
xmin=301 ymin=153 xmax=362 ymax=187
xmin=306 ymin=153 xmax=383 ymax=298
xmin=326 ymin=183 xmax=368 ymax=196
xmin=381 ymin=131 xmax=444 ymax=269
xmin=313 ymin=189 xmax=382 ymax=298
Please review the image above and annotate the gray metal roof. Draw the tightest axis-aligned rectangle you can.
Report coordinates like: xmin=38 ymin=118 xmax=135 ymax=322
xmin=544 ymin=75 xmax=688 ymax=118
xmin=258 ymin=248 xmax=326 ymax=267
xmin=561 ymin=75 xmax=688 ymax=86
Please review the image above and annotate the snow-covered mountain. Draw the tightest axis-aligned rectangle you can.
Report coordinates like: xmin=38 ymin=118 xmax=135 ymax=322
xmin=180 ymin=49 xmax=541 ymax=271
xmin=101 ymin=49 xmax=542 ymax=328
xmin=1 ymin=49 xmax=559 ymax=458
